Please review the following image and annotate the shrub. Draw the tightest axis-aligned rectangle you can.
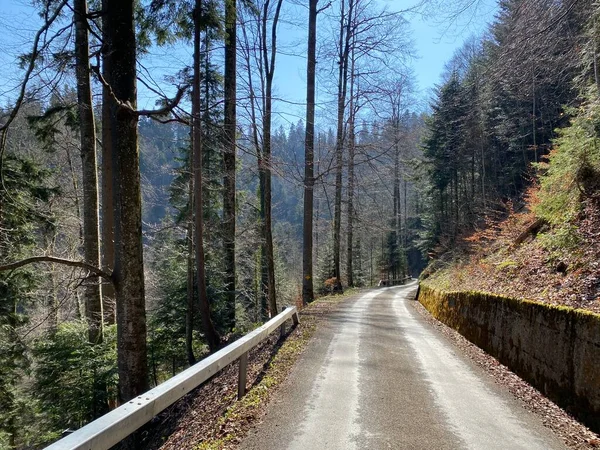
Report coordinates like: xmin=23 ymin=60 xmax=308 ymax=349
xmin=32 ymin=322 xmax=118 ymax=439
xmin=534 ymin=99 xmax=600 ymax=227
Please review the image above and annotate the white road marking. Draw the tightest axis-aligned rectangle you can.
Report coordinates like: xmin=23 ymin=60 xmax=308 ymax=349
xmin=393 ymin=287 xmax=555 ymax=450
xmin=287 ymin=290 xmax=380 ymax=450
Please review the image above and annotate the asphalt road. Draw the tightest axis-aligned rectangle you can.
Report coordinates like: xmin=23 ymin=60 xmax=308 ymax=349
xmin=239 ymin=282 xmax=565 ymax=450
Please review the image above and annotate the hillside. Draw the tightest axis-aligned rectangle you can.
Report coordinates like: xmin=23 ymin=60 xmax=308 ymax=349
xmin=422 ymin=96 xmax=600 ymax=314
xmin=422 ymin=198 xmax=600 ymax=314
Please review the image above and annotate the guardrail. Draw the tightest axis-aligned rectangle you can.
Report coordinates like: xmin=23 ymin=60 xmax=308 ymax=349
xmin=378 ymin=276 xmax=413 ymax=287
xmin=45 ymin=306 xmax=300 ymax=450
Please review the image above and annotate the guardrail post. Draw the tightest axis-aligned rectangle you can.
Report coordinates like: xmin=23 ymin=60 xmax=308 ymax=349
xmin=238 ymin=352 xmax=248 ymax=399
xmin=292 ymin=310 xmax=300 ymax=326
xmin=279 ymin=322 xmax=286 ymax=339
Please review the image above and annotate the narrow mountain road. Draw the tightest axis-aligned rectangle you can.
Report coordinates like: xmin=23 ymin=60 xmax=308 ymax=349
xmin=239 ymin=282 xmax=565 ymax=450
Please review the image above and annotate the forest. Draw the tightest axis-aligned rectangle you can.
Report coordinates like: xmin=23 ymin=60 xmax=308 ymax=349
xmin=0 ymin=0 xmax=598 ymax=447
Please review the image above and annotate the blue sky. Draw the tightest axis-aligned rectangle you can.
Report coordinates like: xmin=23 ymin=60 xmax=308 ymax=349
xmin=273 ymin=0 xmax=497 ymax=104
xmin=269 ymin=0 xmax=497 ymax=125
xmin=406 ymin=1 xmax=497 ymax=97
xmin=0 ymin=0 xmax=497 ymax=126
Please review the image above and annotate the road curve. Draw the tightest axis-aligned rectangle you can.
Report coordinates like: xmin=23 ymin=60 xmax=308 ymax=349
xmin=239 ymin=283 xmax=565 ymax=450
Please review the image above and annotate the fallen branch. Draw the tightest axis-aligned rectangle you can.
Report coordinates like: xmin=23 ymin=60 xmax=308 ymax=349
xmin=512 ymin=217 xmax=546 ymax=247
xmin=0 ymin=256 xmax=113 ymax=281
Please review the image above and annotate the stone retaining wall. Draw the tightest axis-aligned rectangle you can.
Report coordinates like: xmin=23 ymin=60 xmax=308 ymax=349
xmin=418 ymin=284 xmax=600 ymax=432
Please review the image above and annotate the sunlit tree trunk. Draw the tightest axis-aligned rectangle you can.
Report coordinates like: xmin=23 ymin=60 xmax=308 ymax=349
xmin=302 ymin=0 xmax=318 ymax=305
xmin=333 ymin=0 xmax=354 ymax=293
xmin=346 ymin=39 xmax=357 ymax=288
xmin=239 ymin=16 xmax=268 ymax=320
xmin=260 ymin=0 xmax=283 ymax=317
xmin=75 ymin=0 xmax=103 ymax=344
xmin=106 ymin=0 xmax=149 ymax=403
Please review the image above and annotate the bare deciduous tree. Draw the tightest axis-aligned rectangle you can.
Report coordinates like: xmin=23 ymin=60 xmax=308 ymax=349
xmin=74 ymin=0 xmax=103 ymax=344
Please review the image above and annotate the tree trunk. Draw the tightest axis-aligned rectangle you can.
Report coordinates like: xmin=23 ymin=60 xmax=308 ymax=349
xmin=64 ymin=144 xmax=83 ymax=241
xmin=302 ymin=0 xmax=318 ymax=305
xmin=101 ymin=0 xmax=116 ymax=325
xmin=223 ymin=0 xmax=237 ymax=330
xmin=454 ymin=168 xmax=459 ymax=238
xmin=106 ymin=0 xmax=149 ymax=403
xmin=403 ymin=178 xmax=408 ymax=249
xmin=193 ymin=0 xmax=220 ymax=352
xmin=240 ymin=19 xmax=266 ymax=321
xmin=332 ymin=0 xmax=354 ymax=293
xmin=595 ymin=46 xmax=599 ymax=93
xmin=260 ymin=0 xmax=283 ymax=318
xmin=48 ymin=261 xmax=59 ymax=331
xmin=259 ymin=165 xmax=270 ymax=320
xmin=346 ymin=51 xmax=356 ymax=288
xmin=393 ymin=121 xmax=401 ymax=277
xmin=186 ymin=149 xmax=196 ymax=366
xmin=44 ymin=232 xmax=59 ymax=332
xmin=346 ymin=126 xmax=355 ymax=287
xmin=75 ymin=0 xmax=103 ymax=344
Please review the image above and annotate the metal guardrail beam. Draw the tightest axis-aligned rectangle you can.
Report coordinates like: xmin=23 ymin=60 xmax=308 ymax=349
xmin=45 ymin=306 xmax=300 ymax=450
xmin=377 ymin=276 xmax=412 ymax=287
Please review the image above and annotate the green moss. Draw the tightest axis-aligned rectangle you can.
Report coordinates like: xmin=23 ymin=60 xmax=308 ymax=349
xmin=419 ymin=282 xmax=600 ymax=432
xmin=419 ymin=282 xmax=600 ymax=326
xmin=496 ymin=260 xmax=518 ymax=271
xmin=195 ymin=436 xmax=235 ymax=450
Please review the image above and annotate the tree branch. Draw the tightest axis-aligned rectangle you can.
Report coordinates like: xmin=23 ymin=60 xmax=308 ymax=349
xmin=0 ymin=0 xmax=69 ymax=136
xmin=137 ymin=86 xmax=188 ymax=116
xmin=0 ymin=0 xmax=70 ymax=193
xmin=317 ymin=1 xmax=332 ymax=14
xmin=91 ymin=61 xmax=188 ymax=117
xmin=0 ymin=256 xmax=113 ymax=281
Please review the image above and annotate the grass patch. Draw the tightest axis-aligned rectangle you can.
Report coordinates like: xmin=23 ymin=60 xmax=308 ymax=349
xmin=496 ymin=260 xmax=519 ymax=272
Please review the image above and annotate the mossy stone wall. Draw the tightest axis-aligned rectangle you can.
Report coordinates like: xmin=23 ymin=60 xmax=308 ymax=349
xmin=418 ymin=284 xmax=600 ymax=432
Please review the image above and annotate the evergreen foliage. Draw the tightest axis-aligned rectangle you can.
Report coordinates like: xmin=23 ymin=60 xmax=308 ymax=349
xmin=418 ymin=0 xmax=592 ymax=253
xmin=0 ymin=118 xmax=58 ymax=446
xmin=32 ymin=323 xmax=118 ymax=435
xmin=536 ymin=99 xmax=600 ymax=226
xmin=146 ymin=226 xmax=207 ymax=382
